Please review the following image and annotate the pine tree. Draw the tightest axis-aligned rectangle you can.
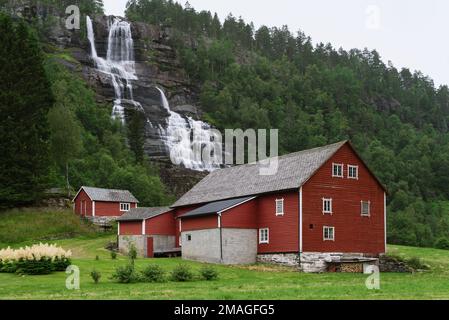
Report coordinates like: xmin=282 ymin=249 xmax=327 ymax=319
xmin=0 ymin=14 xmax=54 ymax=207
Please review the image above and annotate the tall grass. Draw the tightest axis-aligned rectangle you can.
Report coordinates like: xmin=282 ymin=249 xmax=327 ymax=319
xmin=0 ymin=208 xmax=101 ymax=246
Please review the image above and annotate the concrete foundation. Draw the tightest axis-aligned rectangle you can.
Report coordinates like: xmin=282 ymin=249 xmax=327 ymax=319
xmin=118 ymin=235 xmax=145 ymax=257
xmin=181 ymin=228 xmax=257 ymax=265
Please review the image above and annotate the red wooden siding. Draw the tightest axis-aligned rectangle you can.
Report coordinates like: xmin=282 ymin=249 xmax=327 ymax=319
xmin=119 ymin=221 xmax=142 ymax=235
xmin=181 ymin=215 xmax=219 ymax=232
xmin=145 ymin=211 xmax=176 ymax=235
xmin=73 ymin=190 xmax=92 ymax=217
xmin=256 ymin=191 xmax=299 ymax=254
xmin=302 ymin=143 xmax=385 ymax=254
xmin=95 ymin=202 xmax=137 ymax=217
xmin=173 ymin=205 xmax=201 ymax=248
xmin=221 ymin=199 xmax=257 ymax=229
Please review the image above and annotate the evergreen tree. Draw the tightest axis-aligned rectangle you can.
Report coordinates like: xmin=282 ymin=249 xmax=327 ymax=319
xmin=0 ymin=14 xmax=54 ymax=207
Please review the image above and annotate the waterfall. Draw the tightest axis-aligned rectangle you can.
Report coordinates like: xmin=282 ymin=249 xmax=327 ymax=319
xmin=87 ymin=16 xmax=219 ymax=172
xmin=86 ymin=16 xmax=141 ymax=123
xmin=156 ymin=88 xmax=220 ymax=172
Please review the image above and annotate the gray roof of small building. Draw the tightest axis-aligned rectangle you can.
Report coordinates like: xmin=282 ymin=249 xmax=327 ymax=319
xmin=179 ymin=196 xmax=256 ymax=218
xmin=79 ymin=187 xmax=139 ymax=203
xmin=117 ymin=207 xmax=172 ymax=221
xmin=172 ymin=141 xmax=348 ymax=208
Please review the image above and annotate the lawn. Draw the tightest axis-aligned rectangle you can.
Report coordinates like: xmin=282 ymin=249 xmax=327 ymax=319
xmin=1 ymin=234 xmax=449 ymax=300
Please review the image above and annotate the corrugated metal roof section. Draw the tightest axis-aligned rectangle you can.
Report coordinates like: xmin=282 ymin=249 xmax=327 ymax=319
xmin=117 ymin=207 xmax=172 ymax=221
xmin=81 ymin=187 xmax=139 ymax=203
xmin=172 ymin=141 xmax=348 ymax=207
xmin=179 ymin=196 xmax=256 ymax=218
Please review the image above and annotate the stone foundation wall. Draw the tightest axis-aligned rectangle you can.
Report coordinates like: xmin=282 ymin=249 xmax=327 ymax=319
xmin=300 ymin=252 xmax=378 ymax=273
xmin=257 ymin=253 xmax=300 ymax=267
xmin=87 ymin=216 xmax=119 ymax=226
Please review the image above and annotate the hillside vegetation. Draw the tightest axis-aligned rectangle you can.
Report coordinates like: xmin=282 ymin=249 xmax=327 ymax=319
xmin=0 ymin=208 xmax=101 ymax=247
xmin=126 ymin=0 xmax=449 ymax=248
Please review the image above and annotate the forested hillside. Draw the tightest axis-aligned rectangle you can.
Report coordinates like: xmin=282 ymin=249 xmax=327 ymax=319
xmin=0 ymin=1 xmax=173 ymax=208
xmin=126 ymin=0 xmax=449 ymax=248
xmin=1 ymin=0 xmax=449 ymax=249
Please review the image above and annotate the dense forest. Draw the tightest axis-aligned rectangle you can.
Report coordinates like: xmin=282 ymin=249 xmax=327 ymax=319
xmin=126 ymin=0 xmax=449 ymax=248
xmin=1 ymin=0 xmax=449 ymax=249
xmin=0 ymin=1 xmax=173 ymax=209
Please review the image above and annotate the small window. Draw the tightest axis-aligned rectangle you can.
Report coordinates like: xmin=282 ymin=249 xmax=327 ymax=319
xmin=323 ymin=198 xmax=333 ymax=214
xmin=186 ymin=234 xmax=192 ymax=241
xmin=259 ymin=228 xmax=269 ymax=244
xmin=323 ymin=226 xmax=335 ymax=241
xmin=348 ymin=165 xmax=359 ymax=179
xmin=275 ymin=199 xmax=284 ymax=216
xmin=120 ymin=203 xmax=130 ymax=212
xmin=361 ymin=201 xmax=371 ymax=216
xmin=332 ymin=163 xmax=344 ymax=178
xmin=309 ymin=224 xmax=314 ymax=230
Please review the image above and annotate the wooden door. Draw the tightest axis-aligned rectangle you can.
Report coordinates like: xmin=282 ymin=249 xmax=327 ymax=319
xmin=146 ymin=237 xmax=154 ymax=258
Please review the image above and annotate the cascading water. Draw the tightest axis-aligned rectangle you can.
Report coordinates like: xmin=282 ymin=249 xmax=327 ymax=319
xmin=87 ymin=16 xmax=218 ymax=172
xmin=86 ymin=16 xmax=141 ymax=123
xmin=156 ymin=88 xmax=220 ymax=171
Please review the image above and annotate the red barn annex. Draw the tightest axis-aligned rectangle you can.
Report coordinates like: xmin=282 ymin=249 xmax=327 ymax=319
xmin=117 ymin=141 xmax=387 ymax=272
xmin=73 ymin=187 xmax=139 ymax=224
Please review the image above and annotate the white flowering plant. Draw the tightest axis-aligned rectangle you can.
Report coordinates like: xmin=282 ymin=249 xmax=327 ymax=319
xmin=0 ymin=243 xmax=72 ymax=275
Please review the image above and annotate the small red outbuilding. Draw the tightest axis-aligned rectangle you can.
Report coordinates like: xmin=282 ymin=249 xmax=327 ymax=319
xmin=73 ymin=186 xmax=139 ymax=222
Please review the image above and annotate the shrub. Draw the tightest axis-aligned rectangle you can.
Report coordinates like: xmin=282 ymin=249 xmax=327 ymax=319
xmin=95 ymin=255 xmax=100 ymax=261
xmin=90 ymin=269 xmax=101 ymax=284
xmin=53 ymin=257 xmax=72 ymax=271
xmin=171 ymin=264 xmax=193 ymax=282
xmin=435 ymin=238 xmax=449 ymax=250
xmin=128 ymin=245 xmax=137 ymax=262
xmin=200 ymin=266 xmax=218 ymax=281
xmin=111 ymin=251 xmax=117 ymax=260
xmin=0 ymin=244 xmax=72 ymax=275
xmin=141 ymin=264 xmax=165 ymax=283
xmin=111 ymin=264 xmax=137 ymax=283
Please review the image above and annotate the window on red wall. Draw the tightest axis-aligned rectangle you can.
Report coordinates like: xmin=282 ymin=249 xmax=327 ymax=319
xmin=323 ymin=198 xmax=333 ymax=214
xmin=120 ymin=203 xmax=130 ymax=212
xmin=332 ymin=163 xmax=344 ymax=178
xmin=275 ymin=199 xmax=284 ymax=216
xmin=259 ymin=228 xmax=269 ymax=244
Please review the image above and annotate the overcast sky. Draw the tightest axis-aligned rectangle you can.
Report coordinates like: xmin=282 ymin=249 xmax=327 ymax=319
xmin=103 ymin=0 xmax=449 ymax=87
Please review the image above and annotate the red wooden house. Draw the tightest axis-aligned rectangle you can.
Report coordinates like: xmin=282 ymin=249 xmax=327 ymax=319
xmin=170 ymin=141 xmax=387 ymax=272
xmin=73 ymin=187 xmax=139 ymax=223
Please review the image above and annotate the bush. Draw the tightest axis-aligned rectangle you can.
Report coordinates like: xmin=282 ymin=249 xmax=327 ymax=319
xmin=435 ymin=238 xmax=449 ymax=250
xmin=171 ymin=264 xmax=193 ymax=282
xmin=200 ymin=266 xmax=218 ymax=281
xmin=128 ymin=245 xmax=137 ymax=261
xmin=15 ymin=258 xmax=53 ymax=275
xmin=111 ymin=251 xmax=117 ymax=260
xmin=141 ymin=264 xmax=165 ymax=283
xmin=111 ymin=264 xmax=137 ymax=283
xmin=53 ymin=257 xmax=72 ymax=271
xmin=95 ymin=255 xmax=100 ymax=261
xmin=90 ymin=269 xmax=101 ymax=284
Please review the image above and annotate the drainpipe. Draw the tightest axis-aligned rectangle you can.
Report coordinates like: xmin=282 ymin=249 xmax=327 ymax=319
xmin=218 ymin=213 xmax=223 ymax=263
xmin=298 ymin=187 xmax=303 ymax=268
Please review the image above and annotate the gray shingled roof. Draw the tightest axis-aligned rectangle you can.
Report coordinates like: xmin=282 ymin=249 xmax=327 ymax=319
xmin=80 ymin=187 xmax=139 ymax=203
xmin=172 ymin=141 xmax=348 ymax=207
xmin=180 ymin=196 xmax=256 ymax=218
xmin=117 ymin=207 xmax=171 ymax=221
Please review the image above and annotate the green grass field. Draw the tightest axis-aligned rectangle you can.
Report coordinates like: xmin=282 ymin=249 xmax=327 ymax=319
xmin=1 ymin=234 xmax=449 ymax=300
xmin=1 ymin=209 xmax=449 ymax=300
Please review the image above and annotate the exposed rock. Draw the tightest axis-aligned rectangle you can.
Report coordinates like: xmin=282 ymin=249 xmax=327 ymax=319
xmin=379 ymin=255 xmax=413 ymax=273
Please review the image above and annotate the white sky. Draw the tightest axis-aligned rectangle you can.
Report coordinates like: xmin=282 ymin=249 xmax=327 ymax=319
xmin=103 ymin=0 xmax=449 ymax=87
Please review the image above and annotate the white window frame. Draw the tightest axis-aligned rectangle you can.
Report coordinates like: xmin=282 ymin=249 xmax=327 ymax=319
xmin=259 ymin=228 xmax=269 ymax=244
xmin=348 ymin=165 xmax=359 ymax=180
xmin=322 ymin=198 xmax=333 ymax=215
xmin=120 ymin=203 xmax=131 ymax=212
xmin=332 ymin=163 xmax=344 ymax=178
xmin=275 ymin=199 xmax=284 ymax=216
xmin=323 ymin=226 xmax=335 ymax=241
xmin=361 ymin=201 xmax=371 ymax=217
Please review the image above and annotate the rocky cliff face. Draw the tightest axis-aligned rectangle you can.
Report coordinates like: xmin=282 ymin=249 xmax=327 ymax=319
xmin=35 ymin=12 xmax=208 ymax=197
